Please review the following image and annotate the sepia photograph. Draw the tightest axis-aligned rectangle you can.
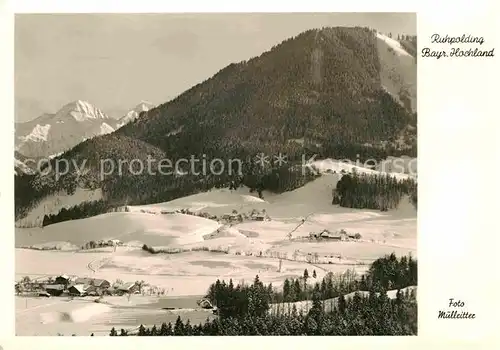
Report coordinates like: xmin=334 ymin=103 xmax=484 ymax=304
xmin=14 ymin=13 xmax=417 ymax=336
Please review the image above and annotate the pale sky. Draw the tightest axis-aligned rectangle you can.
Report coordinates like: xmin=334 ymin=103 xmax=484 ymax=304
xmin=15 ymin=13 xmax=416 ymax=122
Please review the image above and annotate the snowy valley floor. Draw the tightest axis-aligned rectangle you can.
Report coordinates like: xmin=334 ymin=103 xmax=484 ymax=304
xmin=15 ymin=172 xmax=416 ymax=336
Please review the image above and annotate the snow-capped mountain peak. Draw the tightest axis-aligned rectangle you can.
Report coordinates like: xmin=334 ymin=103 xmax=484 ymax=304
xmin=100 ymin=122 xmax=115 ymax=135
xmin=19 ymin=123 xmax=51 ymax=143
xmin=116 ymin=101 xmax=155 ymax=128
xmin=15 ymin=100 xmax=115 ymax=158
xmin=135 ymin=100 xmax=154 ymax=111
xmin=54 ymin=100 xmax=110 ymax=122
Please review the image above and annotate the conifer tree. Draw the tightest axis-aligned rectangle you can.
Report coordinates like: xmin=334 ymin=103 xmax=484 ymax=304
xmin=174 ymin=316 xmax=185 ymax=335
xmin=293 ymin=279 xmax=302 ymax=302
xmin=283 ymin=278 xmax=291 ymax=302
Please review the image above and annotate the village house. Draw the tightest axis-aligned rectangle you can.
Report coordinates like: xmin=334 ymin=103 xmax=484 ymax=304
xmin=70 ymin=278 xmax=111 ymax=296
xmin=54 ymin=275 xmax=71 ymax=286
xmin=85 ymin=286 xmax=99 ymax=296
xmin=116 ymin=282 xmax=139 ymax=295
xmin=310 ymin=229 xmax=347 ymax=241
xmin=68 ymin=284 xmax=87 ymax=297
xmin=107 ymin=239 xmax=122 ymax=246
xmin=222 ymin=213 xmax=240 ymax=223
xmin=74 ymin=277 xmax=93 ymax=285
xmin=252 ymin=214 xmax=270 ymax=221
xmin=197 ymin=298 xmax=213 ymax=309
xmin=44 ymin=284 xmax=65 ymax=296
xmin=92 ymin=279 xmax=111 ymax=290
xmin=322 ymin=230 xmax=347 ymax=241
xmin=86 ymin=279 xmax=111 ymax=296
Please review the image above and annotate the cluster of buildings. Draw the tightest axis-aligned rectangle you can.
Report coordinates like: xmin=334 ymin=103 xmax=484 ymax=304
xmin=17 ymin=275 xmax=141 ymax=298
xmin=309 ymin=229 xmax=360 ymax=241
xmin=124 ymin=205 xmax=272 ymax=225
xmin=222 ymin=209 xmax=271 ymax=224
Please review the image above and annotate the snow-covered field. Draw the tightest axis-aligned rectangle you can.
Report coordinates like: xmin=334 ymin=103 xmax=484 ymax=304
xmin=16 ymin=295 xmax=213 ymax=336
xmin=16 ymin=161 xmax=416 ymax=335
xmin=17 ymin=212 xmax=221 ymax=248
xmin=128 ymin=186 xmax=269 ymax=216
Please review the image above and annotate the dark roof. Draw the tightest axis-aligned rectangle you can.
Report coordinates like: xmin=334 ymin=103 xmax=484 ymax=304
xmin=68 ymin=285 xmax=86 ymax=294
xmin=55 ymin=275 xmax=70 ymax=280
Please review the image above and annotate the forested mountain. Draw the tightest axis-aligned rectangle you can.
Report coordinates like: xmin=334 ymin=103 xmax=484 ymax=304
xmin=120 ymin=27 xmax=416 ymax=154
xmin=15 ymin=26 xmax=417 ymax=223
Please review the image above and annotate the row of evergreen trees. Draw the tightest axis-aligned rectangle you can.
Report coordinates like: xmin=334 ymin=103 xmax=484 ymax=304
xmin=42 ymin=199 xmax=113 ymax=227
xmin=279 ymin=268 xmax=360 ymax=304
xmin=201 ymin=254 xmax=415 ymax=321
xmin=332 ymin=171 xmax=417 ymax=211
xmin=205 ymin=275 xmax=271 ymax=319
xmin=111 ymin=253 xmax=417 ymax=336
xmin=279 ymin=253 xmax=416 ymax=304
xmin=112 ymin=289 xmax=416 ymax=336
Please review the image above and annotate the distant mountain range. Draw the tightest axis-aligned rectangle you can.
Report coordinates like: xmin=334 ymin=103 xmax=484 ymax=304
xmin=15 ymin=27 xmax=417 ymax=224
xmin=14 ymin=100 xmax=155 ymax=174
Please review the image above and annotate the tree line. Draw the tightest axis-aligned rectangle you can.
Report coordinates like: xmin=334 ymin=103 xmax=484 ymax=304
xmin=109 ymin=253 xmax=417 ymax=336
xmin=112 ymin=289 xmax=416 ymax=336
xmin=332 ymin=171 xmax=417 ymax=211
xmin=42 ymin=199 xmax=114 ymax=227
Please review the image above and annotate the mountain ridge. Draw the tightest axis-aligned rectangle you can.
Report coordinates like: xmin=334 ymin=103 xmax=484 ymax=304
xmin=15 ymin=26 xmax=417 ymax=224
xmin=15 ymin=100 xmax=156 ymax=160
